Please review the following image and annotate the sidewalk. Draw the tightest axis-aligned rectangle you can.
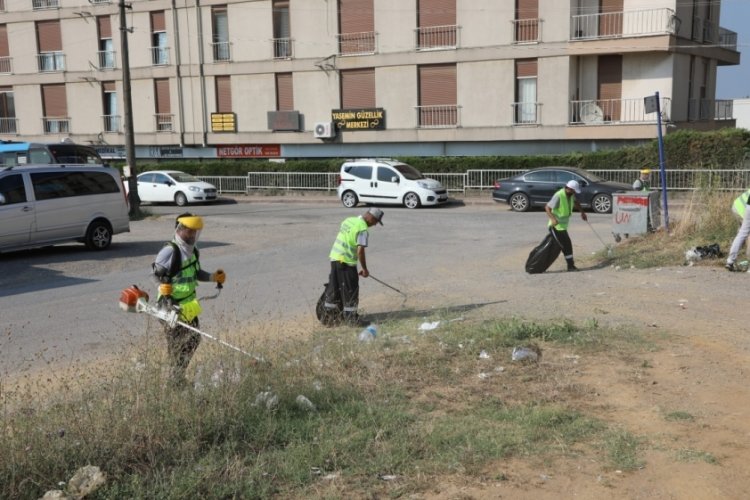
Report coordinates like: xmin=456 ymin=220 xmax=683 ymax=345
xmin=224 ymin=190 xmax=499 ymax=205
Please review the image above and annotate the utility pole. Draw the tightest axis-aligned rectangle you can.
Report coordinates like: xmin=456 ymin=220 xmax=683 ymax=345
xmin=119 ymin=0 xmax=140 ymax=214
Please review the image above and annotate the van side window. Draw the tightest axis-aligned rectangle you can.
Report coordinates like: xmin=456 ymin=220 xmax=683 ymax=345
xmin=377 ymin=167 xmax=398 ymax=183
xmin=343 ymin=165 xmax=372 ymax=180
xmin=31 ymin=171 xmax=119 ymax=200
xmin=0 ymin=174 xmax=28 ymax=204
xmin=28 ymin=148 xmax=53 ymax=165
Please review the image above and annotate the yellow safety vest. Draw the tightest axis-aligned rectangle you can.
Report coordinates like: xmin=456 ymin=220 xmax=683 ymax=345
xmin=548 ymin=188 xmax=574 ymax=230
xmin=733 ymin=189 xmax=750 ymax=218
xmin=329 ymin=217 xmax=368 ymax=265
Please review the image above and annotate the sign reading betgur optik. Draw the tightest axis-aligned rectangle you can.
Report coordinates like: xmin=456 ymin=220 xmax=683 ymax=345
xmin=332 ymin=108 xmax=386 ymax=131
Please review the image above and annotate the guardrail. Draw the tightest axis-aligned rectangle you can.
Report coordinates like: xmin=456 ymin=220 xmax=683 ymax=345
xmin=198 ymin=169 xmax=750 ymax=195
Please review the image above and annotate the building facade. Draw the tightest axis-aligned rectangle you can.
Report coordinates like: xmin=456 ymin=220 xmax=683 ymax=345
xmin=0 ymin=0 xmax=740 ymax=160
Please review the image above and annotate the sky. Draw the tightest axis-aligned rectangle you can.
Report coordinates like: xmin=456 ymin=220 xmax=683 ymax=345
xmin=717 ymin=0 xmax=750 ymax=98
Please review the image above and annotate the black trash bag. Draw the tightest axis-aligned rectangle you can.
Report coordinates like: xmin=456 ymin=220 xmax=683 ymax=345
xmin=316 ymin=283 xmax=343 ymax=327
xmin=525 ymin=232 xmax=562 ymax=274
xmin=695 ymin=243 xmax=723 ymax=258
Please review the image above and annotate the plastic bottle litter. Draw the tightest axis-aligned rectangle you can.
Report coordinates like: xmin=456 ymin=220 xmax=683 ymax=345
xmin=358 ymin=324 xmax=377 ymax=342
xmin=511 ymin=346 xmax=540 ymax=362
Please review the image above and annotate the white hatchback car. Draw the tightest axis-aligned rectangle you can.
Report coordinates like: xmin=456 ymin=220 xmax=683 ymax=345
xmin=136 ymin=170 xmax=218 ymax=206
xmin=337 ymin=159 xmax=448 ymax=209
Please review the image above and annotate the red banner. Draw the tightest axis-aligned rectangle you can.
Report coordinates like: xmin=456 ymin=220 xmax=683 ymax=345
xmin=216 ymin=144 xmax=281 ymax=158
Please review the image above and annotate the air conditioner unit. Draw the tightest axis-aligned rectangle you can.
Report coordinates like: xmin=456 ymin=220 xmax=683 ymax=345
xmin=314 ymin=122 xmax=335 ymax=139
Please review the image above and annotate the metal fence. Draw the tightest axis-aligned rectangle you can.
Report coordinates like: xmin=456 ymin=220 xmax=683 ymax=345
xmin=198 ymin=169 xmax=750 ymax=195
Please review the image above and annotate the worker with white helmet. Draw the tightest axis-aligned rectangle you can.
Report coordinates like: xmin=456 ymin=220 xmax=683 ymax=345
xmin=151 ymin=212 xmax=226 ymax=385
xmin=545 ymin=180 xmax=588 ymax=271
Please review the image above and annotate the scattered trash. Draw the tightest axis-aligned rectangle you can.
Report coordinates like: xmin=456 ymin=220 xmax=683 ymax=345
xmin=378 ymin=474 xmax=398 ymax=481
xmin=418 ymin=321 xmax=441 ymax=331
xmin=686 ymin=243 xmax=723 ymax=264
xmin=738 ymin=260 xmax=750 ymax=272
xmin=42 ymin=465 xmax=107 ymax=499
xmin=494 ymin=366 xmax=505 ymax=373
xmin=479 ymin=350 xmax=490 ymax=359
xmin=295 ymin=395 xmax=316 ymax=412
xmin=358 ymin=324 xmax=378 ymax=342
xmin=310 ymin=467 xmax=322 ymax=476
xmin=511 ymin=345 xmax=541 ymax=363
xmin=322 ymin=473 xmax=339 ymax=481
xmin=253 ymin=391 xmax=279 ymax=410
xmin=312 ymin=380 xmax=323 ymax=391
xmin=478 ymin=372 xmax=491 ymax=380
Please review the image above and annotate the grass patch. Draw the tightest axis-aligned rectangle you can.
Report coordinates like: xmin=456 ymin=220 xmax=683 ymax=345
xmin=665 ymin=411 xmax=695 ymax=422
xmin=675 ymin=448 xmax=719 ymax=465
xmin=1 ymin=316 xmax=652 ymax=498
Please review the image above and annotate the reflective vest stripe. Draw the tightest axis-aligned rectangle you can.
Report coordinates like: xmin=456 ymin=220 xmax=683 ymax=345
xmin=548 ymin=188 xmax=573 ymax=230
xmin=329 ymin=217 xmax=367 ymax=265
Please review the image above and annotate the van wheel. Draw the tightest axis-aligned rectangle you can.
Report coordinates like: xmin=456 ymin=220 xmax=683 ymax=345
xmin=341 ymin=190 xmax=358 ymax=208
xmin=175 ymin=192 xmax=188 ymax=206
xmin=85 ymin=219 xmax=113 ymax=250
xmin=403 ymin=192 xmax=421 ymax=209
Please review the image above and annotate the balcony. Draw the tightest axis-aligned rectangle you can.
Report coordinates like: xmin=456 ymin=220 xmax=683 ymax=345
xmin=337 ymin=31 xmax=377 ymax=56
xmin=32 ymin=0 xmax=59 ymax=9
xmin=155 ymin=113 xmax=174 ymax=132
xmin=211 ymin=41 xmax=231 ymax=62
xmin=0 ymin=56 xmax=12 ymax=74
xmin=512 ymin=102 xmax=541 ymax=125
xmin=570 ymin=97 xmax=671 ymax=124
xmin=97 ymin=50 xmax=116 ymax=70
xmin=0 ymin=118 xmax=18 ymax=134
xmin=272 ymin=38 xmax=293 ymax=59
xmin=688 ymin=99 xmax=734 ymax=121
xmin=151 ymin=46 xmax=170 ymax=66
xmin=37 ymin=52 xmax=65 ymax=72
xmin=416 ymin=105 xmax=460 ymax=128
xmin=512 ymin=19 xmax=541 ymax=44
xmin=416 ymin=25 xmax=459 ymax=50
xmin=43 ymin=117 xmax=70 ymax=134
xmin=103 ymin=115 xmax=121 ymax=133
xmin=571 ymin=8 xmax=676 ymax=40
xmin=719 ymin=27 xmax=738 ymax=50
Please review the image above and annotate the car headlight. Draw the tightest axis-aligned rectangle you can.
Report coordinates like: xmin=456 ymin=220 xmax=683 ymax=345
xmin=188 ymin=186 xmax=201 ymax=192
xmin=417 ymin=181 xmax=431 ymax=189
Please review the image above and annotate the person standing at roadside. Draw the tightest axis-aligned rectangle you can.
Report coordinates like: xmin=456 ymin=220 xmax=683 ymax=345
xmin=725 ymin=189 xmax=750 ymax=272
xmin=545 ymin=180 xmax=587 ymax=271
xmin=633 ymin=169 xmax=652 ymax=191
xmin=322 ymin=208 xmax=384 ymax=326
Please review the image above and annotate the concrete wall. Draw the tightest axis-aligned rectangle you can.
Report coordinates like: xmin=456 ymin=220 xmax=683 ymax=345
xmin=734 ymin=99 xmax=750 ymax=130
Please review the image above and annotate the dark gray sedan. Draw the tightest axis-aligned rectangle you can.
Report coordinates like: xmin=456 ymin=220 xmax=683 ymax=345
xmin=492 ymin=167 xmax=631 ymax=214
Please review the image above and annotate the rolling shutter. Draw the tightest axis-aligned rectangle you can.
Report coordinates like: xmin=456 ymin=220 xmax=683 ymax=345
xmin=42 ymin=84 xmax=67 ymax=116
xmin=341 ymin=68 xmax=375 ymax=108
xmin=275 ymin=73 xmax=293 ymax=111
xmin=151 ymin=11 xmax=166 ymax=32
xmin=97 ymin=16 xmax=111 ymax=39
xmin=515 ymin=0 xmax=538 ymax=41
xmin=419 ymin=64 xmax=456 ymax=126
xmin=0 ymin=25 xmax=8 ymax=57
xmin=515 ymin=59 xmax=537 ymax=78
xmin=418 ymin=0 xmax=455 ymax=27
xmin=339 ymin=0 xmax=373 ymax=34
xmin=599 ymin=0 xmax=623 ymax=36
xmin=102 ymin=81 xmax=115 ymax=92
xmin=216 ymin=75 xmax=232 ymax=112
xmin=37 ymin=21 xmax=62 ymax=52
xmin=154 ymin=78 xmax=170 ymax=114
xmin=597 ymin=55 xmax=621 ymax=121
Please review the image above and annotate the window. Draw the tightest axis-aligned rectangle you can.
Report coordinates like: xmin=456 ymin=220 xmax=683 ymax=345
xmin=97 ymin=16 xmax=115 ymax=69
xmin=272 ymin=0 xmax=292 ymax=58
xmin=36 ymin=20 xmax=64 ymax=72
xmin=30 ymin=171 xmax=119 ymax=200
xmin=597 ymin=54 xmax=622 ymax=121
xmin=418 ymin=64 xmax=457 ymax=127
xmin=151 ymin=11 xmax=168 ymax=65
xmin=417 ymin=0 xmax=457 ymax=49
xmin=154 ymin=78 xmax=172 ymax=131
xmin=212 ymin=6 xmax=230 ymax=61
xmin=514 ymin=0 xmax=539 ymax=43
xmin=41 ymin=83 xmax=69 ymax=133
xmin=102 ymin=81 xmax=119 ymax=132
xmin=524 ymin=171 xmax=555 ymax=182
xmin=0 ymin=174 xmax=27 ymax=204
xmin=342 ymin=165 xmax=372 ymax=180
xmin=0 ymin=87 xmax=16 ymax=134
xmin=338 ymin=0 xmax=375 ymax=55
xmin=377 ymin=167 xmax=397 ymax=183
xmin=340 ymin=68 xmax=375 ymax=108
xmin=515 ymin=59 xmax=537 ymax=124
xmin=215 ymin=76 xmax=232 ymax=112
xmin=0 ymin=24 xmax=10 ymax=74
xmin=275 ymin=73 xmax=293 ymax=111
xmin=599 ymin=0 xmax=623 ymax=37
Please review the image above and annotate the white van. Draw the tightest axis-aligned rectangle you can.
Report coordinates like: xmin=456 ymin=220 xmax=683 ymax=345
xmin=337 ymin=158 xmax=449 ymax=209
xmin=0 ymin=164 xmax=130 ymax=253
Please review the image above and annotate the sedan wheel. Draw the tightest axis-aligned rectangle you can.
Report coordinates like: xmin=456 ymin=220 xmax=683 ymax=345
xmin=509 ymin=192 xmax=530 ymax=212
xmin=175 ymin=192 xmax=188 ymax=206
xmin=341 ymin=190 xmax=358 ymax=208
xmin=592 ymin=194 xmax=612 ymax=214
xmin=403 ymin=192 xmax=421 ymax=209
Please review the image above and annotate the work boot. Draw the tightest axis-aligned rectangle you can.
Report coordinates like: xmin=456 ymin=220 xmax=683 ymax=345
xmin=725 ymin=262 xmax=736 ymax=272
xmin=566 ymin=259 xmax=578 ymax=272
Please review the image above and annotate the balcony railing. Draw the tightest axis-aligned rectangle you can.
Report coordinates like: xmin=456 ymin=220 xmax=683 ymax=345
xmin=272 ymin=38 xmax=293 ymax=59
xmin=688 ymin=99 xmax=734 ymax=121
xmin=416 ymin=105 xmax=460 ymax=128
xmin=32 ymin=0 xmax=59 ymax=9
xmin=37 ymin=52 xmax=65 ymax=72
xmin=43 ymin=117 xmax=70 ymax=134
xmin=0 ymin=117 xmax=18 ymax=134
xmin=155 ymin=113 xmax=174 ymax=132
xmin=151 ymin=46 xmax=170 ymax=66
xmin=571 ymin=8 xmax=676 ymax=40
xmin=211 ymin=41 xmax=231 ymax=62
xmin=569 ymin=97 xmax=671 ymax=124
xmin=416 ymin=25 xmax=459 ymax=50
xmin=103 ymin=114 xmax=121 ymax=133
xmin=97 ymin=50 xmax=116 ymax=70
xmin=719 ymin=28 xmax=738 ymax=50
xmin=337 ymin=31 xmax=377 ymax=56
xmin=512 ymin=102 xmax=541 ymax=125
xmin=512 ymin=19 xmax=541 ymax=43
xmin=0 ymin=56 xmax=12 ymax=74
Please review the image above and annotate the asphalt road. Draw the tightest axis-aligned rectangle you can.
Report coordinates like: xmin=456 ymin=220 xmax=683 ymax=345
xmin=0 ymin=197 xmax=617 ymax=375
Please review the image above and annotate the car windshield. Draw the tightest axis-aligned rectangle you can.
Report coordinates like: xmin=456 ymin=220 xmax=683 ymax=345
xmin=581 ymin=170 xmax=604 ymax=182
xmin=393 ymin=163 xmax=425 ymax=180
xmin=170 ymin=172 xmax=200 ymax=182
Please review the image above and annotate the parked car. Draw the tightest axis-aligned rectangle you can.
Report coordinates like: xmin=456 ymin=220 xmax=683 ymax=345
xmin=492 ymin=167 xmax=631 ymax=214
xmin=337 ymin=158 xmax=449 ymax=209
xmin=136 ymin=170 xmax=217 ymax=206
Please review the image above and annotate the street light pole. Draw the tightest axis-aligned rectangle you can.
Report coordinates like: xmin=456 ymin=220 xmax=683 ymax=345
xmin=119 ymin=0 xmax=140 ymax=214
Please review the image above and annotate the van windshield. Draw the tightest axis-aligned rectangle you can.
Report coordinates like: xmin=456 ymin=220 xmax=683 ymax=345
xmin=393 ymin=163 xmax=425 ymax=180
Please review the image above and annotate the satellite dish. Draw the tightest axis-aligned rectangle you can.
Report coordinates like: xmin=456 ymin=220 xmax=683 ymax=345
xmin=580 ymin=102 xmax=604 ymax=123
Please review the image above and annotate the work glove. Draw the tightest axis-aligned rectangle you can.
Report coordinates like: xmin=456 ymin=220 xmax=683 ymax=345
xmin=212 ymin=269 xmax=226 ymax=284
xmin=159 ymin=283 xmax=173 ymax=296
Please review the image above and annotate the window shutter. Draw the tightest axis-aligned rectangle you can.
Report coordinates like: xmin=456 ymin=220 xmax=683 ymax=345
xmin=215 ymin=75 xmax=232 ymax=112
xmin=516 ymin=0 xmax=538 ymax=19
xmin=597 ymin=55 xmax=622 ymax=120
xmin=42 ymin=84 xmax=67 ymax=117
xmin=151 ymin=11 xmax=166 ymax=32
xmin=0 ymin=25 xmax=8 ymax=57
xmin=98 ymin=16 xmax=111 ymax=39
xmin=339 ymin=0 xmax=374 ymax=34
xmin=154 ymin=78 xmax=170 ymax=114
xmin=418 ymin=0 xmax=455 ymax=27
xmin=599 ymin=0 xmax=623 ymax=36
xmin=419 ymin=64 xmax=456 ymax=106
xmin=37 ymin=21 xmax=62 ymax=52
xmin=102 ymin=81 xmax=116 ymax=92
xmin=275 ymin=73 xmax=293 ymax=111
xmin=516 ymin=59 xmax=537 ymax=78
xmin=341 ymin=68 xmax=375 ymax=108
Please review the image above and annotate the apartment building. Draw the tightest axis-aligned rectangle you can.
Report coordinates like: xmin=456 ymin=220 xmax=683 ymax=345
xmin=0 ymin=0 xmax=740 ymax=160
